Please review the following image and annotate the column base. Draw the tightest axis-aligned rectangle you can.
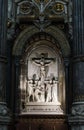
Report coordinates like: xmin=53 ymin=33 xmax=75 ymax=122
xmin=68 ymin=102 xmax=84 ymax=130
xmin=0 ymin=102 xmax=11 ymax=130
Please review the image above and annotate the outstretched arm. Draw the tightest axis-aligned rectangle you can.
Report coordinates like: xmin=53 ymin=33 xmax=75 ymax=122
xmin=32 ymin=58 xmax=41 ymax=66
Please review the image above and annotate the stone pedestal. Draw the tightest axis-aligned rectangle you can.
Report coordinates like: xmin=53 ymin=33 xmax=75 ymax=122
xmin=22 ymin=102 xmax=63 ymax=115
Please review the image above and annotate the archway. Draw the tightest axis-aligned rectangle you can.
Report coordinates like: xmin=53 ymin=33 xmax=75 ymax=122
xmin=13 ymin=25 xmax=70 ymax=57
xmin=12 ymin=25 xmax=70 ymax=130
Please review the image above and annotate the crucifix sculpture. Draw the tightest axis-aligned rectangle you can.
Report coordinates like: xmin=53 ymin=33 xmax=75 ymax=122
xmin=32 ymin=53 xmax=55 ymax=84
xmin=26 ymin=52 xmax=60 ymax=103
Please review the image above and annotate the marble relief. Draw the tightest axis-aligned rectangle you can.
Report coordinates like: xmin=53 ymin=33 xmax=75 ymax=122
xmin=26 ymin=52 xmax=60 ymax=104
xmin=20 ymin=46 xmax=64 ymax=114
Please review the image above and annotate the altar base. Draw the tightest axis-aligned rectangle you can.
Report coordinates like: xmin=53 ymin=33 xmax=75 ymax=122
xmin=22 ymin=102 xmax=63 ymax=115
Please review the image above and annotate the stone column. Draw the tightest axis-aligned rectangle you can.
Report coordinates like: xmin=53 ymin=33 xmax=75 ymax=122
xmin=14 ymin=56 xmax=21 ymax=115
xmin=0 ymin=0 xmax=11 ymax=129
xmin=68 ymin=0 xmax=84 ymax=130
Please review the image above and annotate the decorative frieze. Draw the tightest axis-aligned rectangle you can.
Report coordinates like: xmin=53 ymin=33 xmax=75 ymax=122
xmin=15 ymin=0 xmax=71 ymax=31
xmin=22 ymin=102 xmax=63 ymax=115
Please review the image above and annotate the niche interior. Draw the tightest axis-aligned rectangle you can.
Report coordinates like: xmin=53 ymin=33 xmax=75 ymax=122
xmin=19 ymin=33 xmax=65 ymax=115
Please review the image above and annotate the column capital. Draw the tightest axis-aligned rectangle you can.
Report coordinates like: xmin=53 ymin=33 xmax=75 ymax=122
xmin=0 ymin=55 xmax=7 ymax=63
xmin=72 ymin=55 xmax=84 ymax=63
xmin=14 ymin=56 xmax=21 ymax=66
xmin=64 ymin=58 xmax=70 ymax=67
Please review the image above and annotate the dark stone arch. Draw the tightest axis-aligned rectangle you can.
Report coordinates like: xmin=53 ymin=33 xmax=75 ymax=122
xmin=12 ymin=25 xmax=70 ymax=57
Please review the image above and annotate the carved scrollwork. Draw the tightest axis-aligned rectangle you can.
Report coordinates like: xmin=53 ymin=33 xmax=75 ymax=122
xmin=17 ymin=0 xmax=67 ymax=16
xmin=71 ymin=103 xmax=84 ymax=116
xmin=15 ymin=0 xmax=71 ymax=31
xmin=0 ymin=103 xmax=10 ymax=116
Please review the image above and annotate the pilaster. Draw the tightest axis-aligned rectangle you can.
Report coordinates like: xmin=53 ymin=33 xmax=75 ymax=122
xmin=14 ymin=56 xmax=21 ymax=115
xmin=64 ymin=58 xmax=71 ymax=114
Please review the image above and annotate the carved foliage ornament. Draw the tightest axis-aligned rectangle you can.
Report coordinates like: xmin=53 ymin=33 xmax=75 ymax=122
xmin=19 ymin=1 xmax=65 ymax=15
xmin=0 ymin=103 xmax=10 ymax=116
xmin=16 ymin=0 xmax=68 ymax=31
xmin=71 ymin=104 xmax=84 ymax=116
xmin=17 ymin=0 xmax=68 ymax=22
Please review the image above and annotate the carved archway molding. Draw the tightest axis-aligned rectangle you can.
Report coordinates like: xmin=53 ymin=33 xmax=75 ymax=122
xmin=12 ymin=25 xmax=70 ymax=57
xmin=12 ymin=25 xmax=70 ymax=114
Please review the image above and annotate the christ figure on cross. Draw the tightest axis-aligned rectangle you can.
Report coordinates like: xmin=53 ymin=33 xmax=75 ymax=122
xmin=32 ymin=53 xmax=55 ymax=84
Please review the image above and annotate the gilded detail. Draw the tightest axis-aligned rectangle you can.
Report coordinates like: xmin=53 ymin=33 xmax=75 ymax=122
xmin=20 ymin=2 xmax=31 ymax=14
xmin=53 ymin=3 xmax=64 ymax=13
xmin=16 ymin=0 xmax=69 ymax=31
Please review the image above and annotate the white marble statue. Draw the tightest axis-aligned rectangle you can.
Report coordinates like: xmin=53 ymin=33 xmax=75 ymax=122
xmin=26 ymin=53 xmax=59 ymax=103
xmin=26 ymin=79 xmax=34 ymax=102
xmin=51 ymin=81 xmax=58 ymax=102
xmin=46 ymin=83 xmax=52 ymax=102
xmin=32 ymin=53 xmax=54 ymax=84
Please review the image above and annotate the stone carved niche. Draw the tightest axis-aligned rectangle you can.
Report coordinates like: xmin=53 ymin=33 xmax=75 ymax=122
xmin=20 ymin=43 xmax=65 ymax=115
